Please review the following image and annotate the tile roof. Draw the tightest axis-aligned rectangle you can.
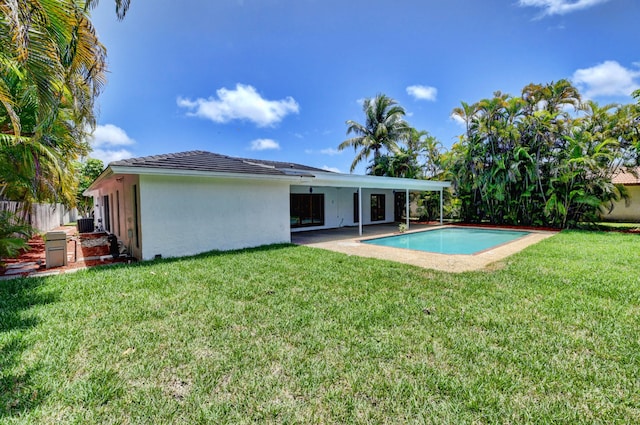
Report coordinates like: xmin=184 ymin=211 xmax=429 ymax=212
xmin=612 ymin=167 xmax=640 ymax=185
xmin=109 ymin=150 xmax=329 ymax=176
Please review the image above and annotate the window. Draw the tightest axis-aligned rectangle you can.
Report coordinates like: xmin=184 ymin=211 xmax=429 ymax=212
xmin=103 ymin=195 xmax=111 ymax=232
xmin=394 ymin=191 xmax=406 ymax=221
xmin=133 ymin=185 xmax=139 ymax=248
xmin=116 ymin=190 xmax=121 ymax=236
xmin=353 ymin=192 xmax=359 ymax=223
xmin=370 ymin=194 xmax=385 ymax=221
xmin=109 ymin=194 xmax=114 ymax=232
xmin=290 ymin=194 xmax=324 ymax=228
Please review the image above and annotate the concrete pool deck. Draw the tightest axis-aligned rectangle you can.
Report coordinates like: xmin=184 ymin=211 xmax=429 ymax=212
xmin=292 ymin=224 xmax=558 ymax=273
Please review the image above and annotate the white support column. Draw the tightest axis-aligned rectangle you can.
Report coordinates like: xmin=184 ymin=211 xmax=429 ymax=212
xmin=440 ymin=189 xmax=444 ymax=225
xmin=358 ymin=187 xmax=363 ymax=236
xmin=405 ymin=188 xmax=410 ymax=230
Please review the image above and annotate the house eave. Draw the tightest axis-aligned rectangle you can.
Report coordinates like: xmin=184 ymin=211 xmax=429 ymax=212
xmin=83 ymin=168 xmax=114 ymax=196
xmin=108 ymin=165 xmax=313 ymax=183
xmin=85 ymin=165 xmax=451 ymax=194
xmin=304 ymin=172 xmax=451 ymax=191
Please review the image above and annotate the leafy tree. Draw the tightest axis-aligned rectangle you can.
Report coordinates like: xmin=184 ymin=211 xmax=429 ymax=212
xmin=0 ymin=0 xmax=108 ymax=209
xmin=408 ymin=129 xmax=443 ymax=179
xmin=0 ymin=1 xmax=131 ymax=262
xmin=0 ymin=210 xmax=33 ymax=266
xmin=445 ymin=80 xmax=636 ymax=228
xmin=0 ymin=0 xmax=132 ymax=210
xmin=339 ymin=94 xmax=410 ymax=172
xmin=76 ymin=158 xmax=104 ymax=217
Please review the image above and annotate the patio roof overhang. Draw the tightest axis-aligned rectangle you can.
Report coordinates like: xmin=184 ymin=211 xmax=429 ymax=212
xmin=85 ymin=165 xmax=451 ymax=196
xmin=291 ymin=171 xmax=450 ymax=191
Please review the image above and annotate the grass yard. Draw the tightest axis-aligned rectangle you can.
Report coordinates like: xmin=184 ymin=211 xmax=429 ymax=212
xmin=1 ymin=231 xmax=639 ymax=423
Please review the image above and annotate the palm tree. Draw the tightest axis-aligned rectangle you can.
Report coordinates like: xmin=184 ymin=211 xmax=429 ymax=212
xmin=0 ymin=0 xmax=131 ymax=260
xmin=0 ymin=0 xmax=119 ymax=206
xmin=339 ymin=94 xmax=410 ymax=172
xmin=88 ymin=0 xmax=132 ymax=19
xmin=0 ymin=1 xmax=108 ymax=139
xmin=403 ymin=128 xmax=443 ymax=178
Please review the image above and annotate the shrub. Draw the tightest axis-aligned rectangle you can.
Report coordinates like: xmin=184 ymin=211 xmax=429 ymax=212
xmin=0 ymin=211 xmax=33 ymax=265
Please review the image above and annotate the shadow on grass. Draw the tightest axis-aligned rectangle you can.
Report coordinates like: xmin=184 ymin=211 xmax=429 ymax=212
xmin=81 ymin=243 xmax=300 ymax=274
xmin=0 ymin=276 xmax=58 ymax=418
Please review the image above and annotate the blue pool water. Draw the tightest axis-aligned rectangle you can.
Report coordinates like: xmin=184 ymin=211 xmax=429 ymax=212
xmin=362 ymin=227 xmax=530 ymax=255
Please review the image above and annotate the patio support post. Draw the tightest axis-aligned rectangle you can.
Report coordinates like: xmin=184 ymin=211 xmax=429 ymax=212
xmin=358 ymin=187 xmax=363 ymax=236
xmin=440 ymin=188 xmax=444 ymax=225
xmin=405 ymin=188 xmax=409 ymax=230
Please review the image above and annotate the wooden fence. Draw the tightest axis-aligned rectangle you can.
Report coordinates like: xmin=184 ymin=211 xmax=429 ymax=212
xmin=1 ymin=201 xmax=78 ymax=233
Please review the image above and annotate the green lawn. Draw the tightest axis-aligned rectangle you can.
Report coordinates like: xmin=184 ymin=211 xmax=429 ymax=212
xmin=1 ymin=231 xmax=639 ymax=423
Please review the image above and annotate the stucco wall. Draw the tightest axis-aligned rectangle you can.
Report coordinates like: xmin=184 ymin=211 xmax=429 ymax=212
xmin=601 ymin=185 xmax=640 ymax=222
xmin=92 ymin=174 xmax=142 ymax=259
xmin=290 ymin=185 xmax=396 ymax=232
xmin=139 ymin=175 xmax=290 ymax=260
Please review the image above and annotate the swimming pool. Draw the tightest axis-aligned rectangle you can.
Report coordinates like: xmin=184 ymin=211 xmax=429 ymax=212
xmin=362 ymin=227 xmax=531 ymax=255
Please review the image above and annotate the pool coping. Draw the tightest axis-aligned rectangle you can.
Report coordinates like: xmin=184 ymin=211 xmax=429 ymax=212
xmin=297 ymin=225 xmax=559 ymax=273
xmin=360 ymin=226 xmax=534 ymax=256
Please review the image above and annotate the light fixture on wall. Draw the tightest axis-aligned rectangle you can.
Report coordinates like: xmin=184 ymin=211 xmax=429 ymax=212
xmin=309 ymin=187 xmax=313 ymax=193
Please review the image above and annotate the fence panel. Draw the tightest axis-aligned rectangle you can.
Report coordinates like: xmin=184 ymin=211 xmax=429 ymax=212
xmin=0 ymin=201 xmax=78 ymax=232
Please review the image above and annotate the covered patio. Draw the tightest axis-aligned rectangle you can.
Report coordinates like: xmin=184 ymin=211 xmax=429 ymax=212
xmin=291 ymin=222 xmax=438 ymax=244
xmin=290 ymin=173 xmax=451 ymax=236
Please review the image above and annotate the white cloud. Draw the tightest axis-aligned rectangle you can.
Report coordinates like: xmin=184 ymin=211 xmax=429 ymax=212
xmin=177 ymin=84 xmax=299 ymax=127
xmin=450 ymin=113 xmax=466 ymax=126
xmin=86 ymin=124 xmax=135 ymax=164
xmin=572 ymin=61 xmax=640 ymax=98
xmin=305 ymin=148 xmax=342 ymax=156
xmin=90 ymin=148 xmax=134 ymax=164
xmin=249 ymin=138 xmax=280 ymax=151
xmin=320 ymin=148 xmax=341 ymax=156
xmin=322 ymin=165 xmax=341 ymax=173
xmin=519 ymin=0 xmax=611 ymax=16
xmin=406 ymin=85 xmax=438 ymax=101
xmin=88 ymin=124 xmax=135 ymax=148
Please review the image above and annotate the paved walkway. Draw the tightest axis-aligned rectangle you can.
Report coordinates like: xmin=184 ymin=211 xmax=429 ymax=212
xmin=1 ymin=225 xmax=128 ymax=280
xmin=292 ymin=223 xmax=558 ymax=273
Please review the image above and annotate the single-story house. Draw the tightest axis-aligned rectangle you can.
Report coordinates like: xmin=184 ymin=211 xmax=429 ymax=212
xmin=601 ymin=167 xmax=640 ymax=222
xmin=85 ymin=151 xmax=451 ymax=260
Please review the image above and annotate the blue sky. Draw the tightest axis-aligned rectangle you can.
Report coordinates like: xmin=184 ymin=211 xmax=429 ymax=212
xmin=89 ymin=0 xmax=639 ymax=174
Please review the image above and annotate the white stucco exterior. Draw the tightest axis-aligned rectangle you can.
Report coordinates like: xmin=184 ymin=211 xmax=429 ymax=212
xmin=138 ymin=175 xmax=290 ymax=260
xmin=85 ymin=152 xmax=451 ymax=262
xmin=602 ymin=185 xmax=640 ymax=222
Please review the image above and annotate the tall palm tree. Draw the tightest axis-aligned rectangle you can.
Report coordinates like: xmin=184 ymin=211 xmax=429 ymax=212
xmin=0 ymin=0 xmax=126 ymax=206
xmin=403 ymin=128 xmax=442 ymax=178
xmin=88 ymin=0 xmax=132 ymax=19
xmin=0 ymin=0 xmax=108 ymax=140
xmin=339 ymin=94 xmax=409 ymax=172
